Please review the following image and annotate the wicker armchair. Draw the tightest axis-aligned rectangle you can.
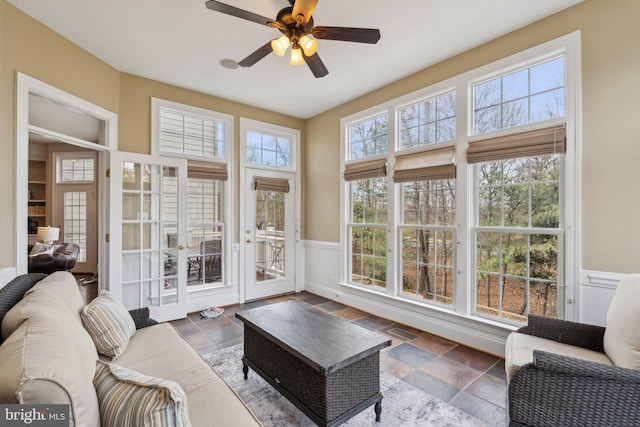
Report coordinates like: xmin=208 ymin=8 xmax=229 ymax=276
xmin=508 ymin=315 xmax=640 ymax=426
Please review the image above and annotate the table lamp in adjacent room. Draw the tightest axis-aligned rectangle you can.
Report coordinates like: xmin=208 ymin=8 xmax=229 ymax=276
xmin=37 ymin=226 xmax=60 ymax=244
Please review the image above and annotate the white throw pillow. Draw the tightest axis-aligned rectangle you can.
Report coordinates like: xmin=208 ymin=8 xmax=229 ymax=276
xmin=81 ymin=290 xmax=136 ymax=358
xmin=603 ymin=273 xmax=640 ymax=370
xmin=29 ymin=242 xmax=56 ymax=255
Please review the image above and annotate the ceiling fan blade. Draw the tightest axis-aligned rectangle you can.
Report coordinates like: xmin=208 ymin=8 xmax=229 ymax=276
xmin=205 ymin=0 xmax=273 ymax=27
xmin=238 ymin=42 xmax=273 ymax=67
xmin=292 ymin=0 xmax=318 ymax=25
xmin=312 ymin=26 xmax=381 ymax=44
xmin=303 ymin=51 xmax=328 ymax=78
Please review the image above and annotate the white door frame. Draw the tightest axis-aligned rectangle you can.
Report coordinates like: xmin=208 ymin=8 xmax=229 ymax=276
xmin=15 ymin=73 xmax=117 ymax=284
xmin=239 ymin=118 xmax=303 ymax=303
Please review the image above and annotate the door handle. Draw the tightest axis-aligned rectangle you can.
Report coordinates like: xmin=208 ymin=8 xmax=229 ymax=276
xmin=178 ymin=244 xmax=186 ymax=250
xmin=246 ymin=239 xmax=251 ymax=243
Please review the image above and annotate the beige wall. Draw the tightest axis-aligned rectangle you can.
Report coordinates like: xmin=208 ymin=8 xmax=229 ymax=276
xmin=304 ymin=0 xmax=640 ymax=274
xmin=0 ymin=3 xmax=304 ymax=268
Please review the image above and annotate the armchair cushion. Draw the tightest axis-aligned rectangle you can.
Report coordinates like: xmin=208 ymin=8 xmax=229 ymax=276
xmin=505 ymin=332 xmax=613 ymax=381
xmin=604 ymin=273 xmax=640 ymax=370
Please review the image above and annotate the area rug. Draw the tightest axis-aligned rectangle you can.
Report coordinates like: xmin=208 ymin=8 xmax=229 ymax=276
xmin=203 ymin=344 xmax=488 ymax=427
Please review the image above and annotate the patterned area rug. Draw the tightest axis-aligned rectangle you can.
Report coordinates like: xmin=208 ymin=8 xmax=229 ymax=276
xmin=203 ymin=344 xmax=488 ymax=427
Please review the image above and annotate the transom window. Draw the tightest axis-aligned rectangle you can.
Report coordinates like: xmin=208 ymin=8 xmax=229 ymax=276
xmin=58 ymin=156 xmax=94 ymax=183
xmin=399 ymin=91 xmax=456 ymax=150
xmin=153 ymin=98 xmax=232 ymax=161
xmin=473 ymin=56 xmax=565 ymax=135
xmin=349 ymin=113 xmax=389 ymax=160
xmin=246 ymin=130 xmax=291 ymax=169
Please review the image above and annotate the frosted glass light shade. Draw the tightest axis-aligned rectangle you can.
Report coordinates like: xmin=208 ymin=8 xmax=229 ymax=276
xmin=271 ymin=35 xmax=290 ymax=57
xmin=37 ymin=226 xmax=60 ymax=244
xmin=299 ymin=35 xmax=318 ymax=56
xmin=290 ymin=46 xmax=304 ymax=65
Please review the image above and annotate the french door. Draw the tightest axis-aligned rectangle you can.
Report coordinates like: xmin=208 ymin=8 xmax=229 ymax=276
xmin=109 ymin=152 xmax=188 ymax=322
xmin=244 ymin=169 xmax=295 ymax=300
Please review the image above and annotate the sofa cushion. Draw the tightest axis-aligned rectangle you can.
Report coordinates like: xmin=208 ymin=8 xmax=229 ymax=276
xmin=505 ymin=332 xmax=613 ymax=381
xmin=114 ymin=322 xmax=261 ymax=427
xmin=81 ymin=290 xmax=136 ymax=358
xmin=603 ymin=273 xmax=640 ymax=370
xmin=0 ymin=272 xmax=100 ymax=427
xmin=0 ymin=273 xmax=46 ymax=344
xmin=94 ymin=360 xmax=190 ymax=427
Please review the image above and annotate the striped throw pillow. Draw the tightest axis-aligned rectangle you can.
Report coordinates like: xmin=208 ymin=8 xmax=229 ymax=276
xmin=81 ymin=290 xmax=136 ymax=358
xmin=94 ymin=360 xmax=191 ymax=427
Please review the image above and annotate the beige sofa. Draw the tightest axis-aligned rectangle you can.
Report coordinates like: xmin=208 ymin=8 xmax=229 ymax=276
xmin=0 ymin=271 xmax=261 ymax=427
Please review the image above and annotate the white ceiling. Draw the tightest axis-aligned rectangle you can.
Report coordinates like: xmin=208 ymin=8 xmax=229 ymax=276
xmin=9 ymin=0 xmax=583 ymax=119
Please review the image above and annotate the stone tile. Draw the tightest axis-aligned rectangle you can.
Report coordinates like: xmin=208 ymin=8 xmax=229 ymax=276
xmin=265 ymin=295 xmax=294 ymax=304
xmin=385 ymin=342 xmax=437 ymax=368
xmin=420 ymin=356 xmax=483 ymax=390
xmin=184 ymin=331 xmax=215 ymax=350
xmin=317 ymin=301 xmax=349 ymax=312
xmin=443 ymin=345 xmax=500 ymax=371
xmin=380 ymin=353 xmax=414 ymax=380
xmin=227 ymin=315 xmax=244 ymax=325
xmin=204 ymin=324 xmax=243 ymax=343
xmin=333 ymin=307 xmax=368 ymax=321
xmin=197 ymin=316 xmax=236 ymax=331
xmin=403 ymin=370 xmax=460 ymax=402
xmin=353 ymin=315 xmax=393 ymax=331
xmin=487 ymin=359 xmax=507 ymax=380
xmin=465 ymin=373 xmax=507 ymax=409
xmin=411 ymin=332 xmax=459 ymax=355
xmin=301 ymin=295 xmax=331 ymax=305
xmin=169 ymin=317 xmax=192 ymax=326
xmin=379 ymin=324 xmax=422 ymax=341
xmin=175 ymin=323 xmax=200 ymax=337
xmin=450 ymin=391 xmax=508 ymax=427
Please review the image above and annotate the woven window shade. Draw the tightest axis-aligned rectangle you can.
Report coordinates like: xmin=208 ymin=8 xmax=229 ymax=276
xmin=343 ymin=158 xmax=387 ymax=182
xmin=466 ymin=124 xmax=566 ymax=163
xmin=187 ymin=161 xmax=228 ymax=181
xmin=393 ymin=147 xmax=456 ymax=182
xmin=254 ymin=176 xmax=290 ymax=193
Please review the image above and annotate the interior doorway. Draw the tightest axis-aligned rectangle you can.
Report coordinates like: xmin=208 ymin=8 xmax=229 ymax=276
xmin=16 ymin=73 xmax=117 ymax=283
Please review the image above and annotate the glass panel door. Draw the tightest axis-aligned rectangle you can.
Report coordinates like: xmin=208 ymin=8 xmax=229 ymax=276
xmin=244 ymin=169 xmax=294 ymax=300
xmin=109 ymin=152 xmax=187 ymax=322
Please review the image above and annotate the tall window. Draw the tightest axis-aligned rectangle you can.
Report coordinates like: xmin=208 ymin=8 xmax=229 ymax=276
xmin=345 ymin=113 xmax=389 ymax=289
xmin=341 ymin=33 xmax=578 ymax=325
xmin=152 ymin=98 xmax=232 ymax=289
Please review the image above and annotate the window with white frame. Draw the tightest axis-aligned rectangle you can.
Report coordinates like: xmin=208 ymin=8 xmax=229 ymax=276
xmin=341 ymin=33 xmax=578 ymax=325
xmin=152 ymin=98 xmax=232 ymax=289
xmin=246 ymin=130 xmax=292 ymax=169
xmin=345 ymin=113 xmax=389 ymax=289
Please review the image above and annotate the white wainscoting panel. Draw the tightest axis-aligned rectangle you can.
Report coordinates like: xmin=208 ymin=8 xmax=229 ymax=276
xmin=579 ymin=270 xmax=625 ymax=326
xmin=303 ymin=240 xmax=631 ymax=356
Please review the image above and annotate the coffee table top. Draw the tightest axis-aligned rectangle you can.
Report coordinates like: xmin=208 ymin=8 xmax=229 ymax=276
xmin=236 ymin=300 xmax=391 ymax=375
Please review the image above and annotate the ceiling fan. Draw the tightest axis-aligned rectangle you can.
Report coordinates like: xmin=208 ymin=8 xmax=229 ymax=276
xmin=205 ymin=0 xmax=381 ymax=78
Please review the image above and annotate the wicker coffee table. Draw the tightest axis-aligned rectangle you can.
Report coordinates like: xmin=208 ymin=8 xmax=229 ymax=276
xmin=236 ymin=300 xmax=391 ymax=427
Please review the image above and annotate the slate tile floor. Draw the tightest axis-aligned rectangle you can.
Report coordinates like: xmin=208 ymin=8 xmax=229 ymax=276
xmin=171 ymin=292 xmax=508 ymax=426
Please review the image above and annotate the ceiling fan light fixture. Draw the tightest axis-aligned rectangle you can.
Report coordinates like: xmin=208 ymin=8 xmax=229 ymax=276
xmin=290 ymin=45 xmax=304 ymax=65
xmin=299 ymin=35 xmax=318 ymax=56
xmin=271 ymin=35 xmax=290 ymax=57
